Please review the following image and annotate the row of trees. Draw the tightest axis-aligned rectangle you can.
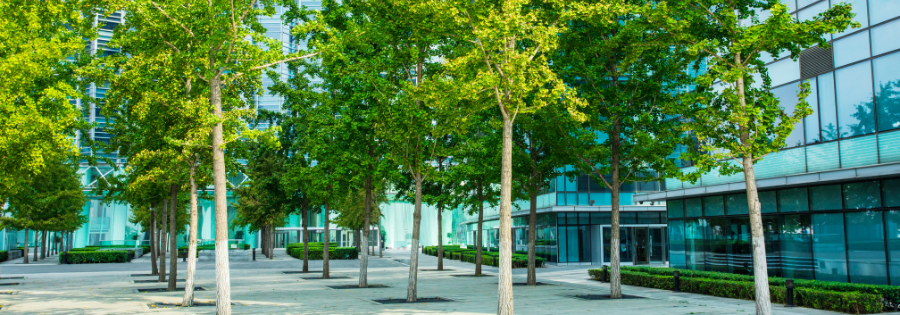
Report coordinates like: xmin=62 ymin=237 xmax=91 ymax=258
xmin=1 ymin=0 xmax=858 ymax=315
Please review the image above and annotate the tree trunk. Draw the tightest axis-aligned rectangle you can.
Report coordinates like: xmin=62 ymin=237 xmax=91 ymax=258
xmin=476 ymin=186 xmax=484 ymax=276
xmin=150 ymin=207 xmax=158 ymax=275
xmin=378 ymin=225 xmax=382 ymax=258
xmin=302 ymin=204 xmax=309 ymax=273
xmin=159 ymin=198 xmax=168 ymax=283
xmin=355 ymin=228 xmax=361 ymax=254
xmin=211 ymin=75 xmax=232 ymax=315
xmin=437 ymin=205 xmax=443 ymax=271
xmin=183 ymin=163 xmax=200 ymax=306
xmin=33 ymin=230 xmax=38 ymax=262
xmin=270 ymin=224 xmax=275 ymax=260
xmin=323 ymin=200 xmax=330 ymax=279
xmin=527 ymin=187 xmax=538 ymax=285
xmin=406 ymin=175 xmax=423 ymax=302
xmin=743 ymin=155 xmax=773 ymax=315
xmin=168 ymin=185 xmax=178 ymax=291
xmin=23 ymin=227 xmax=29 ymax=264
xmin=360 ymin=175 xmax=372 ymax=288
xmin=497 ymin=115 xmax=514 ymax=315
xmin=41 ymin=231 xmax=46 ymax=260
xmin=610 ymin=120 xmax=623 ymax=299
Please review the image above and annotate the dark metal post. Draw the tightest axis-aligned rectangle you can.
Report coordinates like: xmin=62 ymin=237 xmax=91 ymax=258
xmin=673 ymin=270 xmax=680 ymax=292
xmin=182 ymin=250 xmax=186 ymax=262
xmin=252 ymin=248 xmax=256 ymax=261
xmin=60 ymin=252 xmax=66 ymax=265
xmin=785 ymin=279 xmax=795 ymax=307
xmin=601 ymin=265 xmax=608 ymax=282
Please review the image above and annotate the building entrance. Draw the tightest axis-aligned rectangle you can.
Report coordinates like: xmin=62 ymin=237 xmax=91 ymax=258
xmin=598 ymin=225 xmax=667 ymax=265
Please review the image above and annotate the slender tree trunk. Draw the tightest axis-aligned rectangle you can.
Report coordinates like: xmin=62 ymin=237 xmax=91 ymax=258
xmin=302 ymin=204 xmax=309 ymax=273
xmin=150 ymin=207 xmax=158 ymax=275
xmin=323 ymin=200 xmax=330 ymax=279
xmin=41 ymin=231 xmax=46 ymax=260
xmin=23 ymin=227 xmax=29 ymax=264
xmin=33 ymin=230 xmax=38 ymax=261
xmin=378 ymin=225 xmax=382 ymax=258
xmin=476 ymin=186 xmax=484 ymax=276
xmin=169 ymin=185 xmax=178 ymax=291
xmin=437 ymin=205 xmax=443 ymax=271
xmin=610 ymin=121 xmax=623 ymax=299
xmin=211 ymin=74 xmax=232 ymax=315
xmin=159 ymin=199 xmax=168 ymax=283
xmin=355 ymin=228 xmax=361 ymax=254
xmin=736 ymin=60 xmax=772 ymax=315
xmin=498 ymin=115 xmax=514 ymax=315
xmin=270 ymin=224 xmax=275 ymax=260
xmin=407 ymin=175 xmax=424 ymax=302
xmin=527 ymin=187 xmax=538 ymax=285
xmin=360 ymin=175 xmax=372 ymax=288
xmin=183 ymin=163 xmax=200 ymax=306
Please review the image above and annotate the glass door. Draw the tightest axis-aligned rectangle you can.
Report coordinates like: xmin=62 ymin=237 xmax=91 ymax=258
xmin=649 ymin=227 xmax=666 ymax=264
xmin=634 ymin=227 xmax=650 ymax=265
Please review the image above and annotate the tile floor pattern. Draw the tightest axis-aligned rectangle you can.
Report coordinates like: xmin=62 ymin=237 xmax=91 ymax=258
xmin=0 ymin=249 xmax=892 ymax=314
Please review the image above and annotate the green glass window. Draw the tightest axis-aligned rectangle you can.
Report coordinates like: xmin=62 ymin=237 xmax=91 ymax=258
xmin=668 ymin=199 xmax=684 ymax=218
xmin=620 ymin=212 xmax=637 ymax=224
xmin=813 ymin=213 xmax=849 ymax=282
xmin=760 ymin=191 xmax=778 ymax=213
xmin=726 ymin=193 xmax=749 ymax=215
xmin=884 ymin=179 xmax=900 ymax=207
xmin=846 ymin=211 xmax=888 ymax=284
xmin=843 ymin=181 xmax=882 ymax=209
xmin=685 ymin=198 xmax=702 ymax=217
xmin=886 ymin=210 xmax=900 ymax=285
xmin=778 ymin=188 xmax=809 ymax=212
xmin=809 ymin=185 xmax=843 ymax=211
xmin=703 ymin=196 xmax=725 ymax=216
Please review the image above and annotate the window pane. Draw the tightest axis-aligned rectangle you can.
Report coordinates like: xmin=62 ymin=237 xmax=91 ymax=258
xmin=869 ymin=0 xmax=900 ymax=25
xmin=707 ymin=218 xmax=730 ymax=273
xmin=843 ymin=181 xmax=882 ymax=209
xmin=669 ymin=220 xmax=686 ymax=269
xmin=726 ymin=193 xmax=749 ymax=215
xmin=873 ymin=52 xmax=900 ymax=131
xmin=578 ymin=192 xmax=589 ymax=206
xmin=703 ymin=196 xmax=725 ymax=216
xmin=668 ymin=199 xmax=684 ymax=218
xmin=834 ymin=0 xmax=869 ymax=39
xmin=799 ymin=1 xmax=828 ymax=21
xmin=772 ymin=84 xmax=805 ymax=147
xmin=778 ymin=187 xmax=810 ymax=212
xmin=685 ymin=198 xmax=702 ymax=217
xmin=556 ymin=175 xmax=565 ymax=191
xmin=809 ymin=184 xmax=843 ymax=210
xmin=768 ymin=58 xmax=801 ymax=87
xmin=846 ymin=211 xmax=888 ymax=284
xmin=818 ymin=72 xmax=840 ymax=141
xmin=871 ymin=19 xmax=900 ymax=56
xmin=761 ymin=191 xmax=778 ymax=213
xmin=568 ymin=211 xmax=579 ymax=225
xmin=558 ymin=227 xmax=567 ymax=262
xmin=638 ymin=212 xmax=660 ymax=224
xmin=620 ymin=212 xmax=637 ymax=224
xmin=833 ymin=31 xmax=871 ymax=67
xmin=886 ymin=210 xmax=900 ymax=285
xmin=805 ymin=78 xmax=822 ymax=143
xmin=813 ymin=213 xmax=849 ymax=282
xmin=579 ymin=212 xmax=590 ymax=225
xmin=577 ymin=175 xmax=590 ymax=192
xmin=556 ymin=193 xmax=565 ymax=206
xmin=835 ymin=61 xmax=876 ymax=138
xmin=763 ymin=216 xmax=783 ymax=277
xmin=728 ymin=217 xmax=753 ymax=275
xmin=885 ymin=179 xmax=900 ymax=207
xmin=685 ymin=219 xmax=707 ymax=271
xmin=565 ymin=174 xmax=576 ymax=192
xmin=797 ymin=0 xmax=821 ymax=8
xmin=782 ymin=215 xmax=814 ymax=279
xmin=567 ymin=226 xmax=580 ymax=262
xmin=557 ymin=213 xmax=567 ymax=225
xmin=567 ymin=193 xmax=578 ymax=206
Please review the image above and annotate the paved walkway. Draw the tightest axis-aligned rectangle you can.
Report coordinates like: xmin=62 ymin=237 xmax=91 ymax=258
xmin=0 ymin=249 xmax=891 ymax=314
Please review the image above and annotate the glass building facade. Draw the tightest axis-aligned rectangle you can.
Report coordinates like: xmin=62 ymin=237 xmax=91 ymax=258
xmin=640 ymin=0 xmax=900 ymax=286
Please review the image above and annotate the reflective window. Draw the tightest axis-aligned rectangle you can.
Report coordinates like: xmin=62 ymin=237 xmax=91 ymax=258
xmin=707 ymin=218 xmax=731 ymax=272
xmin=813 ymin=213 xmax=849 ymax=282
xmin=797 ymin=0 xmax=821 ymax=7
xmin=818 ymin=72 xmax=840 ymax=141
xmin=685 ymin=219 xmax=707 ymax=271
xmin=799 ymin=1 xmax=828 ymax=19
xmin=772 ymin=84 xmax=805 ymax=147
xmin=846 ymin=211 xmax=888 ymax=285
xmin=726 ymin=193 xmax=749 ymax=215
xmin=620 ymin=212 xmax=637 ymax=224
xmin=782 ymin=215 xmax=814 ymax=279
xmin=685 ymin=198 xmax=702 ymax=217
xmin=871 ymin=19 xmax=900 ymax=56
xmin=638 ymin=212 xmax=661 ymax=224
xmin=884 ymin=179 xmax=900 ymax=207
xmin=778 ymin=188 xmax=810 ymax=212
xmin=843 ymin=181 xmax=882 ymax=209
xmin=591 ymin=212 xmax=610 ymax=225
xmin=728 ymin=217 xmax=753 ymax=275
xmin=809 ymin=184 xmax=843 ymax=210
xmin=761 ymin=191 xmax=778 ymax=213
xmin=835 ymin=0 xmax=869 ymax=39
xmin=567 ymin=193 xmax=578 ymax=206
xmin=869 ymin=0 xmax=900 ymax=25
xmin=669 ymin=220 xmax=686 ymax=269
xmin=703 ymin=196 xmax=725 ymax=216
xmin=834 ymin=31 xmax=871 ymax=68
xmin=886 ymin=210 xmax=900 ymax=285
xmin=873 ymin=52 xmax=900 ymax=131
xmin=768 ymin=58 xmax=801 ymax=87
xmin=835 ymin=61 xmax=876 ymax=138
xmin=668 ymin=199 xmax=684 ymax=218
xmin=805 ymin=78 xmax=822 ymax=143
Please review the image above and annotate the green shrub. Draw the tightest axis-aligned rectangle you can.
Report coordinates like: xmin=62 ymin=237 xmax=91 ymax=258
xmin=243 ymin=244 xmax=251 ymax=250
xmin=288 ymin=247 xmax=357 ymax=260
xmin=0 ymin=250 xmax=7 ymax=262
xmin=61 ymin=250 xmax=130 ymax=264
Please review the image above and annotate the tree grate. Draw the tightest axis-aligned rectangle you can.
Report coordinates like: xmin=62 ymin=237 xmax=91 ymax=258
xmin=0 ymin=277 xmax=24 ymax=280
xmin=567 ymin=294 xmax=645 ymax=301
xmin=449 ymin=274 xmax=492 ymax=277
xmin=147 ymin=301 xmax=234 ymax=308
xmin=137 ymin=287 xmax=206 ymax=293
xmin=281 ymin=271 xmax=322 ymax=274
xmin=298 ymin=276 xmax=349 ymax=280
xmin=372 ymin=297 xmax=454 ymax=304
xmin=511 ymin=282 xmax=553 ymax=286
xmin=133 ymin=279 xmax=184 ymax=283
xmin=0 ymin=283 xmax=21 ymax=286
xmin=419 ymin=269 xmax=456 ymax=271
xmin=328 ymin=284 xmax=390 ymax=289
xmin=131 ymin=274 xmax=169 ymax=277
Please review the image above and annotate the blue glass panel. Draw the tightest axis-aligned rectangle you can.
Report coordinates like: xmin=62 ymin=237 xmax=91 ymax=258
xmin=846 ymin=211 xmax=888 ymax=284
xmin=761 ymin=191 xmax=778 ymax=213
xmin=556 ymin=193 xmax=565 ymax=206
xmin=833 ymin=31 xmax=871 ymax=68
xmin=835 ymin=61 xmax=876 ymax=138
xmin=809 ymin=184 xmax=842 ymax=210
xmin=768 ymin=58 xmax=801 ymax=87
xmin=885 ymin=179 xmax=900 ymax=207
xmin=798 ymin=1 xmax=828 ymax=20
xmin=754 ymin=147 xmax=807 ymax=179
xmin=772 ymin=84 xmax=805 ymax=147
xmin=725 ymin=193 xmax=749 ymax=215
xmin=840 ymin=135 xmax=879 ymax=168
xmin=685 ymin=219 xmax=707 ymax=271
xmin=589 ymin=192 xmax=611 ymax=206
xmin=556 ymin=175 xmax=565 ymax=191
xmin=620 ymin=212 xmax=638 ymax=224
xmin=879 ymin=131 xmax=900 ymax=163
xmin=843 ymin=181 xmax=882 ymax=209
xmin=685 ymin=198 xmax=702 ymax=217
xmin=778 ymin=188 xmax=810 ymax=212
xmin=818 ymin=72 xmax=840 ymax=141
xmin=567 ymin=193 xmax=578 ymax=206
xmin=886 ymin=210 xmax=900 ymax=285
xmin=871 ymin=19 xmax=900 ymax=56
xmin=565 ymin=175 xmax=576 ymax=192
xmin=805 ymin=78 xmax=822 ymax=143
xmin=835 ymin=0 xmax=869 ymax=39
xmin=578 ymin=193 xmax=589 ymax=206
xmin=668 ymin=199 xmax=684 ymax=218
xmin=558 ymin=227 xmax=567 ymax=263
xmin=813 ymin=213 xmax=849 ymax=282
xmin=782 ymin=214 xmax=814 ymax=279
xmin=703 ymin=196 xmax=725 ymax=217
xmin=873 ymin=52 xmax=900 ymax=131
xmin=806 ymin=142 xmax=841 ymax=172
xmin=869 ymin=0 xmax=900 ymax=25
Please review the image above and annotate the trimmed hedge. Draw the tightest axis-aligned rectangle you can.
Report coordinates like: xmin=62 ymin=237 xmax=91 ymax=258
xmin=0 ymin=250 xmax=7 ymax=262
xmin=423 ymin=246 xmax=544 ymax=268
xmin=288 ymin=246 xmax=357 ymax=260
xmin=589 ymin=268 xmax=884 ymax=314
xmin=61 ymin=250 xmax=131 ymax=264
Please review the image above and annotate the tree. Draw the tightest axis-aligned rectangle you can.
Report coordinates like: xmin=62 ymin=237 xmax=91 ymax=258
xmin=644 ymin=2 xmax=856 ymax=314
xmin=552 ymin=0 xmax=694 ymax=298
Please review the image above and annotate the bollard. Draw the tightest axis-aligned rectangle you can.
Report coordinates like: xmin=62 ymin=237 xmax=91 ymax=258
xmin=601 ymin=265 xmax=608 ymax=282
xmin=182 ymin=251 xmax=186 ymax=262
xmin=252 ymin=248 xmax=256 ymax=261
xmin=673 ymin=270 xmax=680 ymax=292
xmin=785 ymin=279 xmax=795 ymax=307
xmin=61 ymin=252 xmax=66 ymax=265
